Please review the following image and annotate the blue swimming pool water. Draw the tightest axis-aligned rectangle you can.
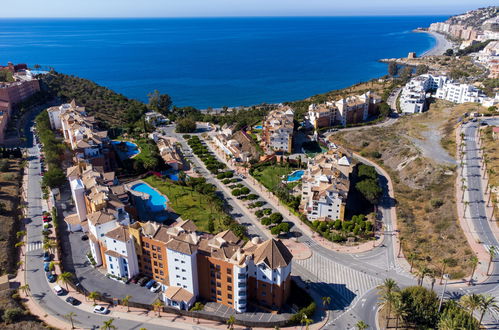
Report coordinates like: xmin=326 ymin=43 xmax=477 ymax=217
xmin=161 ymin=169 xmax=181 ymax=181
xmin=286 ymin=170 xmax=304 ymax=182
xmin=254 ymin=125 xmax=263 ymax=130
xmin=112 ymin=140 xmax=139 ymax=159
xmin=131 ymin=182 xmax=168 ymax=212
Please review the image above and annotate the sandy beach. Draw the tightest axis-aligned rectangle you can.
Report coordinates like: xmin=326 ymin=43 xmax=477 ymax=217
xmin=418 ymin=30 xmax=454 ymax=56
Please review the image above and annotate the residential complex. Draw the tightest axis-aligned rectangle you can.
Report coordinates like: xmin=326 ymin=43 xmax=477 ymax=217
xmin=0 ymin=62 xmax=40 ymax=144
xmin=476 ymin=40 xmax=499 ymax=79
xmin=300 ymin=147 xmax=353 ymax=221
xmin=400 ymin=73 xmax=498 ymax=112
xmin=150 ymin=132 xmax=184 ymax=170
xmin=307 ymin=91 xmax=382 ymax=129
xmin=51 ymin=101 xmax=293 ymax=313
xmin=261 ymin=106 xmax=294 ymax=154
xmin=399 ymin=74 xmax=448 ymax=113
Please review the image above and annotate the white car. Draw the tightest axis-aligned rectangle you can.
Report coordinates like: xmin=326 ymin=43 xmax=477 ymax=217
xmin=150 ymin=282 xmax=162 ymax=293
xmin=93 ymin=305 xmax=109 ymax=314
xmin=53 ymin=285 xmax=65 ymax=296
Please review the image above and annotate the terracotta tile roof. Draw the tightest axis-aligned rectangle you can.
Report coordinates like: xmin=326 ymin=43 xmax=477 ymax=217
xmin=153 ymin=227 xmax=171 ymax=243
xmin=87 ymin=211 xmax=115 ymax=226
xmin=105 ymin=226 xmax=130 ymax=242
xmin=66 ymin=165 xmax=80 ymax=178
xmin=253 ymin=239 xmax=292 ymax=269
xmin=105 ymin=250 xmax=126 ymax=258
xmin=166 ymin=238 xmax=196 ymax=255
xmin=164 ymin=286 xmax=193 ymax=302
xmin=64 ymin=213 xmax=81 ymax=225
xmin=175 ymin=219 xmax=197 ymax=232
xmin=214 ymin=230 xmax=240 ymax=244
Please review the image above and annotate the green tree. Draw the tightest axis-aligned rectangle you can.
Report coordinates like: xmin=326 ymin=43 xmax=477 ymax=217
xmin=65 ymin=312 xmax=76 ymax=329
xmin=101 ymin=318 xmax=117 ymax=330
xmin=468 ymin=255 xmax=479 ymax=285
xmin=176 ymin=118 xmax=196 ymax=133
xmin=42 ymin=167 xmax=66 ymax=188
xmin=355 ymin=320 xmax=368 ymax=330
xmin=152 ymin=299 xmax=163 ymax=317
xmin=88 ymin=291 xmax=101 ymax=305
xmin=355 ymin=179 xmax=382 ymax=204
xmin=377 ymin=278 xmax=400 ymax=327
xmin=191 ymin=302 xmax=204 ymax=323
xmin=148 ymin=90 xmax=173 ymax=116
xmin=460 ymin=294 xmax=482 ymax=318
xmin=399 ymin=286 xmax=439 ymax=327
xmin=58 ymin=272 xmax=74 ymax=291
xmin=122 ymin=295 xmax=132 ymax=312
xmin=478 ymin=295 xmax=499 ymax=325
xmin=227 ymin=315 xmax=236 ymax=330
xmin=388 ymin=62 xmax=399 ymax=77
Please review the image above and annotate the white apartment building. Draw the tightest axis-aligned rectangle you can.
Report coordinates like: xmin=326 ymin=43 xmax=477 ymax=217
xmin=104 ymin=226 xmax=140 ymax=279
xmin=301 ymin=149 xmax=353 ymax=221
xmin=261 ymin=106 xmax=294 ymax=154
xmin=165 ymin=239 xmax=199 ymax=298
xmin=400 ymin=74 xmax=448 ymax=114
xmin=435 ymin=82 xmax=486 ymax=104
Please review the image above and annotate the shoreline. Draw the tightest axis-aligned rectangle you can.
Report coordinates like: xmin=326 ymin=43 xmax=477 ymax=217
xmin=415 ymin=30 xmax=454 ymax=57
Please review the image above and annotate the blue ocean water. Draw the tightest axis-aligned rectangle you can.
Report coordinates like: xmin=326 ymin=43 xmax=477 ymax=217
xmin=0 ymin=17 xmax=447 ymax=108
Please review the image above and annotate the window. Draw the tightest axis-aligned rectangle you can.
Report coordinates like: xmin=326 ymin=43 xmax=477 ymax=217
xmin=216 ymin=265 xmax=221 ymax=271
xmin=110 ymin=264 xmax=114 ymax=269
xmin=216 ymin=273 xmax=221 ymax=279
xmin=227 ymin=286 xmax=232 ymax=291
xmin=109 ymin=256 xmax=112 ymax=262
xmin=174 ymin=258 xmax=179 ymax=262
xmin=217 ymin=290 xmax=222 ymax=295
xmin=158 ymin=254 xmax=162 ymax=260
xmin=113 ymin=239 xmax=116 ymax=243
xmin=216 ymin=282 xmax=221 ymax=287
xmin=227 ymin=268 xmax=232 ymax=274
xmin=154 ymin=269 xmax=158 ymax=274
xmin=211 ymin=289 xmax=216 ymax=294
xmin=145 ymin=243 xmax=150 ymax=248
xmin=227 ymin=277 xmax=232 ymax=283
xmin=159 ymin=270 xmax=164 ymax=276
xmin=228 ymin=294 xmax=233 ymax=299
xmin=182 ymin=277 xmax=186 ymax=280
xmin=152 ymin=245 xmax=156 ymax=251
xmin=153 ymin=261 xmax=158 ymax=266
xmin=262 ymin=283 xmax=267 ymax=288
xmin=182 ymin=269 xmax=186 ymax=272
xmin=176 ymin=275 xmax=180 ymax=278
xmin=175 ymin=267 xmax=179 ymax=270
xmin=159 ymin=263 xmax=163 ymax=268
xmin=181 ymin=260 xmax=185 ymax=264
xmin=177 ymin=283 xmax=181 ymax=286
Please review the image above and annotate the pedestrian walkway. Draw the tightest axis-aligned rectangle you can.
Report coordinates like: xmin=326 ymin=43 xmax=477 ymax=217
xmin=26 ymin=241 xmax=42 ymax=252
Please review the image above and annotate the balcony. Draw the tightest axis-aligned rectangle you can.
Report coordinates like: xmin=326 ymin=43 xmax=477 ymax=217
xmin=238 ymin=283 xmax=247 ymax=288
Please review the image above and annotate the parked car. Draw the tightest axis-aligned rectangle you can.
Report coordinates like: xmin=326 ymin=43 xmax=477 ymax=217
xmin=53 ymin=285 xmax=65 ymax=295
xmin=150 ymin=282 xmax=162 ymax=293
xmin=145 ymin=279 xmax=156 ymax=289
xmin=43 ymin=251 xmax=52 ymax=262
xmin=93 ymin=305 xmax=109 ymax=314
xmin=47 ymin=273 xmax=57 ymax=283
xmin=137 ymin=276 xmax=149 ymax=286
xmin=81 ymin=234 xmax=89 ymax=241
xmin=44 ymin=262 xmax=50 ymax=272
xmin=129 ymin=274 xmax=141 ymax=284
xmin=66 ymin=296 xmax=80 ymax=305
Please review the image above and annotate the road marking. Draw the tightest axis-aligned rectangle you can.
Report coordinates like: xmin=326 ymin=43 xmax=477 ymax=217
xmin=27 ymin=242 xmax=42 ymax=252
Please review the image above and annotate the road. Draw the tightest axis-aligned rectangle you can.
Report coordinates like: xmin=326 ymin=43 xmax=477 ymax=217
xmin=22 ymin=118 xmax=499 ymax=329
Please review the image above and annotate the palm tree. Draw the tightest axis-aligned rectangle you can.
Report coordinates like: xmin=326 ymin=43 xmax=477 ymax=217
xmin=415 ymin=266 xmax=429 ymax=286
xmin=487 ymin=246 xmax=496 ymax=276
xmin=461 ymin=185 xmax=468 ymax=202
xmin=464 ymin=201 xmax=470 ymax=214
xmin=356 ymin=320 xmax=369 ymax=330
xmin=440 ymin=258 xmax=451 ymax=284
xmin=58 ymin=272 xmax=73 ymax=291
xmin=152 ymin=299 xmax=163 ymax=317
xmin=407 ymin=253 xmax=417 ymax=272
xmin=122 ymin=295 xmax=132 ymax=312
xmin=88 ymin=291 xmax=101 ymax=305
xmin=391 ymin=294 xmax=406 ymax=330
xmin=478 ymin=295 xmax=499 ymax=325
xmin=191 ymin=302 xmax=204 ymax=324
xmin=487 ymin=185 xmax=495 ymax=206
xmin=460 ymin=294 xmax=482 ymax=318
xmin=227 ymin=315 xmax=236 ymax=330
xmin=321 ymin=296 xmax=331 ymax=311
xmin=16 ymin=230 xmax=26 ymax=239
xmin=303 ymin=317 xmax=313 ymax=330
xmin=65 ymin=312 xmax=76 ymax=329
xmin=101 ymin=318 xmax=117 ymax=330
xmin=17 ymin=260 xmax=24 ymax=271
xmin=468 ymin=256 xmax=479 ymax=285
xmin=19 ymin=284 xmax=30 ymax=296
xmin=15 ymin=241 xmax=25 ymax=255
xmin=48 ymin=261 xmax=56 ymax=272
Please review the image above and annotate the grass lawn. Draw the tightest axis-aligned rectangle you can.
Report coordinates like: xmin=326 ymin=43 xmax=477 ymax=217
xmin=252 ymin=164 xmax=294 ymax=192
xmin=143 ymin=176 xmax=225 ymax=232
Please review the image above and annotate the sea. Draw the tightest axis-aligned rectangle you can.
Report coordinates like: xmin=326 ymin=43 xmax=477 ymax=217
xmin=0 ymin=16 xmax=447 ymax=108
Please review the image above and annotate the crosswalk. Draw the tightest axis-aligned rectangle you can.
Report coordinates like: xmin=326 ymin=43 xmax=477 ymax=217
xmin=483 ymin=244 xmax=499 ymax=253
xmin=27 ymin=242 xmax=42 ymax=252
xmin=295 ymin=252 xmax=381 ymax=306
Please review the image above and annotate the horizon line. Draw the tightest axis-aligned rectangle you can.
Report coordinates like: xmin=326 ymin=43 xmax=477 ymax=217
xmin=0 ymin=14 xmax=453 ymax=19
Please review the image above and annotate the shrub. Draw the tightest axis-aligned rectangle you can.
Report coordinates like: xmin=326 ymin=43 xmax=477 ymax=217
xmin=255 ymin=210 xmax=264 ymax=218
xmin=269 ymin=212 xmax=283 ymax=224
xmin=430 ymin=199 xmax=444 ymax=209
xmin=270 ymin=226 xmax=281 ymax=236
xmin=246 ymin=194 xmax=259 ymax=200
xmin=289 ymin=302 xmax=316 ymax=324
xmin=263 ymin=208 xmax=272 ymax=215
xmin=2 ymin=307 xmax=25 ymax=324
xmin=254 ymin=201 xmax=265 ymax=207
xmin=333 ymin=220 xmax=342 ymax=230
xmin=261 ymin=217 xmax=271 ymax=226
xmin=240 ymin=187 xmax=250 ymax=195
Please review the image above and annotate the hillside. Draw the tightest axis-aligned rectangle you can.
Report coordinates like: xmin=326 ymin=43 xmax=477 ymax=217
xmin=40 ymin=71 xmax=148 ymax=129
xmin=447 ymin=6 xmax=498 ymax=30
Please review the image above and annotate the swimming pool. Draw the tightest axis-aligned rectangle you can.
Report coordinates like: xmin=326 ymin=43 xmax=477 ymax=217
xmin=131 ymin=182 xmax=168 ymax=212
xmin=254 ymin=125 xmax=263 ymax=130
xmin=161 ymin=169 xmax=181 ymax=181
xmin=286 ymin=170 xmax=304 ymax=182
xmin=112 ymin=140 xmax=140 ymax=159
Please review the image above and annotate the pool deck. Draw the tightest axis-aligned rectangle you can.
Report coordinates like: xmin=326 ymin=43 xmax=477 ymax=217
xmin=112 ymin=140 xmax=141 ymax=159
xmin=125 ymin=179 xmax=168 ymax=209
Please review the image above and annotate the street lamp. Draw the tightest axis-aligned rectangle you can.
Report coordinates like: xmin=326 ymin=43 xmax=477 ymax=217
xmin=438 ymin=274 xmax=450 ymax=312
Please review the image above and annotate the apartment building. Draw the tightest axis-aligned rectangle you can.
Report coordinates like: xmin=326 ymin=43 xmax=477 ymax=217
xmin=300 ymin=148 xmax=353 ymax=221
xmin=307 ymin=91 xmax=381 ymax=129
xmin=435 ymin=82 xmax=486 ymax=104
xmin=149 ymin=133 xmax=184 ymax=170
xmin=400 ymin=74 xmax=448 ymax=114
xmin=0 ymin=62 xmax=40 ymax=144
xmin=128 ymin=220 xmax=292 ymax=312
xmin=261 ymin=106 xmax=294 ymax=154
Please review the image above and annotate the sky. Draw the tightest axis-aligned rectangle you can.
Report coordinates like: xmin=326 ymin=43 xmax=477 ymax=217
xmin=0 ymin=0 xmax=495 ymax=17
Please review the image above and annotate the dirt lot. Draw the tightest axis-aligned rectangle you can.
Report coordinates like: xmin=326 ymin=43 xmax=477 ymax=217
xmin=0 ymin=158 xmax=23 ymax=275
xmin=331 ymin=100 xmax=486 ymax=279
